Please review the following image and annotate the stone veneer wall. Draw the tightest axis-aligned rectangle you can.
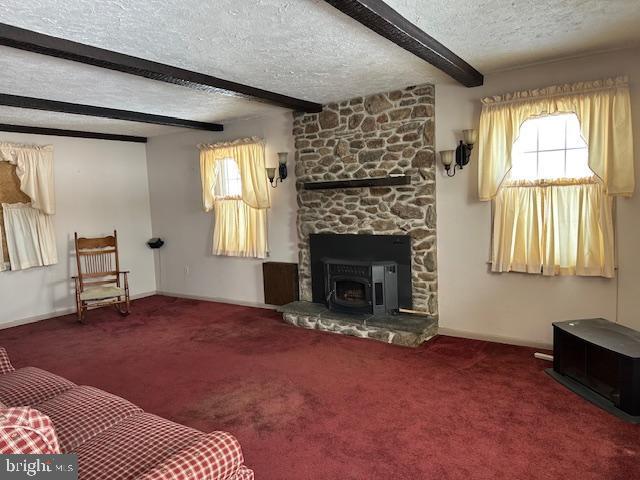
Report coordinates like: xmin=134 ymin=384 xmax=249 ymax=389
xmin=293 ymin=84 xmax=437 ymax=315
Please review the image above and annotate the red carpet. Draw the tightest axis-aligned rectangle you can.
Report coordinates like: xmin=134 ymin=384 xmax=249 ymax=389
xmin=0 ymin=295 xmax=637 ymax=479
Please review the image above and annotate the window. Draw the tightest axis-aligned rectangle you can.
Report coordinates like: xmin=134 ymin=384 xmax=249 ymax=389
xmin=510 ymin=113 xmax=592 ymax=181
xmin=491 ymin=112 xmax=615 ymax=277
xmin=199 ymin=142 xmax=270 ymax=259
xmin=214 ymin=158 xmax=242 ymax=199
xmin=479 ymin=79 xmax=632 ymax=279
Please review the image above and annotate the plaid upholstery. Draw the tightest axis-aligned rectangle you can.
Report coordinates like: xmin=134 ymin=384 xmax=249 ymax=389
xmin=0 ymin=367 xmax=75 ymax=407
xmin=0 ymin=407 xmax=61 ymax=454
xmin=0 ymin=348 xmax=15 ymax=374
xmin=37 ymin=386 xmax=142 ymax=452
xmin=138 ymin=431 xmax=247 ymax=480
xmin=0 ymin=349 xmax=253 ymax=478
xmin=232 ymin=466 xmax=254 ymax=480
xmin=76 ymin=413 xmax=206 ymax=480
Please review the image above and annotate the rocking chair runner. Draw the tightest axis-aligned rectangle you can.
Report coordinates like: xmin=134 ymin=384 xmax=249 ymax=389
xmin=73 ymin=230 xmax=130 ymax=322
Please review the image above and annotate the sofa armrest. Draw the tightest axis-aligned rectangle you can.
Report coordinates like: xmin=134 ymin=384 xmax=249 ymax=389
xmin=0 ymin=407 xmax=61 ymax=454
xmin=0 ymin=348 xmax=15 ymax=375
xmin=136 ymin=431 xmax=248 ymax=480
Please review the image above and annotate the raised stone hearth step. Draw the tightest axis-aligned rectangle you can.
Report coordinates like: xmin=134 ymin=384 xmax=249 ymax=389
xmin=277 ymin=301 xmax=438 ymax=347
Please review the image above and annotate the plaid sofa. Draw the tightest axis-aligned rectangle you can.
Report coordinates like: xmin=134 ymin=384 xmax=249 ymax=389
xmin=0 ymin=348 xmax=253 ymax=480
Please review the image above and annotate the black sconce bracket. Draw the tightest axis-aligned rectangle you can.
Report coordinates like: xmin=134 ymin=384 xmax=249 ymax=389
xmin=455 ymin=140 xmax=472 ymax=168
xmin=279 ymin=162 xmax=288 ymax=182
xmin=446 ymin=141 xmax=473 ymax=177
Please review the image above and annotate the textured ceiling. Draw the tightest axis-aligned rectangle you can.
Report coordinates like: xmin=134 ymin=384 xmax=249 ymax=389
xmin=0 ymin=0 xmax=447 ymax=103
xmin=0 ymin=46 xmax=285 ymax=135
xmin=384 ymin=0 xmax=640 ymax=72
xmin=0 ymin=0 xmax=638 ymax=137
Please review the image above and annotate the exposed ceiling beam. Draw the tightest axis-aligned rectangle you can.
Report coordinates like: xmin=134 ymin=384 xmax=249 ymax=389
xmin=0 ymin=23 xmax=323 ymax=113
xmin=323 ymin=0 xmax=484 ymax=87
xmin=0 ymin=123 xmax=147 ymax=143
xmin=0 ymin=93 xmax=224 ymax=132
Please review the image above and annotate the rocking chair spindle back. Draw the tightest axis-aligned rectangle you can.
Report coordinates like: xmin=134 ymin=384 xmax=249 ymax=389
xmin=73 ymin=230 xmax=130 ymax=322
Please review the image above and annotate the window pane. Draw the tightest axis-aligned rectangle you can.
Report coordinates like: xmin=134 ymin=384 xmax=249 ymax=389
xmin=537 ymin=115 xmax=566 ymax=151
xmin=215 ymin=158 xmax=242 ymax=198
xmin=538 ymin=150 xmax=565 ymax=179
xmin=566 ymin=115 xmax=587 ymax=149
xmin=515 ymin=120 xmax=537 ymax=153
xmin=566 ymin=149 xmax=592 ymax=178
xmin=510 ymin=113 xmax=589 ymax=182
xmin=510 ymin=152 xmax=538 ymax=180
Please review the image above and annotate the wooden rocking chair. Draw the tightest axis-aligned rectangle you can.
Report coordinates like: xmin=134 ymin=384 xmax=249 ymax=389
xmin=73 ymin=230 xmax=130 ymax=323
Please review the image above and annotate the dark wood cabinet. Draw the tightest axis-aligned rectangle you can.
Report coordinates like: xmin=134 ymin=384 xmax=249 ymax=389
xmin=262 ymin=262 xmax=299 ymax=306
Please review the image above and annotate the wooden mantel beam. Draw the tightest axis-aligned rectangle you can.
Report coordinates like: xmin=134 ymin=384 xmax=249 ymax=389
xmin=323 ymin=0 xmax=484 ymax=87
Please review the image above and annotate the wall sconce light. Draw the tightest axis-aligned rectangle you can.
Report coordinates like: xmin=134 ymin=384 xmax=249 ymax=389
xmin=266 ymin=152 xmax=288 ymax=188
xmin=440 ymin=129 xmax=477 ymax=177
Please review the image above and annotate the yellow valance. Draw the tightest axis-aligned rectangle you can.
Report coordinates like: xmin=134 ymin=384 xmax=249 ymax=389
xmin=478 ymin=76 xmax=634 ymax=200
xmin=199 ymin=137 xmax=271 ymax=210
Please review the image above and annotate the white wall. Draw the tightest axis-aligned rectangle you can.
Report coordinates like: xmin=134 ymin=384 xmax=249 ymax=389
xmin=0 ymin=133 xmax=156 ymax=327
xmin=146 ymin=112 xmax=296 ymax=305
xmin=436 ymin=48 xmax=640 ymax=347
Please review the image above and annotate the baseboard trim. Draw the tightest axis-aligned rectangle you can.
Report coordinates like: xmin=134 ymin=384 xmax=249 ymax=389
xmin=0 ymin=291 xmax=158 ymax=330
xmin=437 ymin=326 xmax=552 ymax=351
xmin=156 ymin=291 xmax=278 ymax=310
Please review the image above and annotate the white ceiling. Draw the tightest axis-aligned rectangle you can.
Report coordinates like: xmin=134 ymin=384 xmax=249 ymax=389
xmin=384 ymin=0 xmax=640 ymax=72
xmin=0 ymin=0 xmax=638 ymax=138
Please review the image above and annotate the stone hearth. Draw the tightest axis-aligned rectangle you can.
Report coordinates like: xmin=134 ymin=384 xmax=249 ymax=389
xmin=278 ymin=301 xmax=438 ymax=348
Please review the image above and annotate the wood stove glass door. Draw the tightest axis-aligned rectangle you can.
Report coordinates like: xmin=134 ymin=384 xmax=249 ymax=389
xmin=330 ymin=276 xmax=371 ymax=313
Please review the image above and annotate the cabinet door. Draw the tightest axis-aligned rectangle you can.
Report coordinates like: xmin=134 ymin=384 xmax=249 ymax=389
xmin=263 ymin=262 xmax=299 ymax=306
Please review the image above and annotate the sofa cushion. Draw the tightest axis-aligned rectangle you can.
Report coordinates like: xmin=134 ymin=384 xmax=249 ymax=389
xmin=0 ymin=367 xmax=75 ymax=406
xmin=137 ymin=431 xmax=247 ymax=480
xmin=37 ymin=385 xmax=143 ymax=452
xmin=76 ymin=412 xmax=206 ymax=480
xmin=0 ymin=348 xmax=15 ymax=374
xmin=0 ymin=407 xmax=61 ymax=454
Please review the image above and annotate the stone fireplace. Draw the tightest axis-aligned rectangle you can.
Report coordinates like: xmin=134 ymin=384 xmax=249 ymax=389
xmin=279 ymin=83 xmax=438 ymax=346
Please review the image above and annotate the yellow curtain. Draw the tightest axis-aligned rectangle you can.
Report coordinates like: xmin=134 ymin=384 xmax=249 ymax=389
xmin=212 ymin=200 xmax=268 ymax=258
xmin=478 ymin=77 xmax=634 ymax=200
xmin=199 ymin=138 xmax=270 ymax=211
xmin=199 ymin=138 xmax=270 ymax=259
xmin=492 ymin=178 xmax=614 ymax=278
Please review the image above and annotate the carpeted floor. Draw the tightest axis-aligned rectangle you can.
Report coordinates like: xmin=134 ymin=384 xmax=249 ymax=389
xmin=0 ymin=295 xmax=637 ymax=479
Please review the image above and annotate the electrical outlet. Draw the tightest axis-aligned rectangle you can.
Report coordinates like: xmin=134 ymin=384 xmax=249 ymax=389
xmin=184 ymin=265 xmax=190 ymax=276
